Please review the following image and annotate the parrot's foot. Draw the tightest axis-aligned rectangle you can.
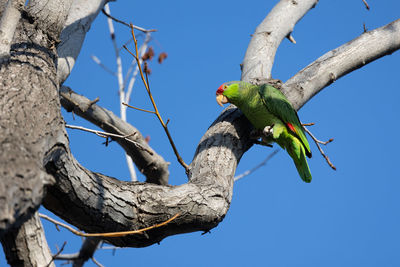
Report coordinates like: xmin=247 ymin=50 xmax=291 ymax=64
xmin=249 ymin=129 xmax=273 ymax=147
xmin=263 ymin=124 xmax=274 ymax=137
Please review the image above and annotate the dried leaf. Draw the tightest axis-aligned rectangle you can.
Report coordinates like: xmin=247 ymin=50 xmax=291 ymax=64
xmin=158 ymin=52 xmax=168 ymax=64
xmin=142 ymin=47 xmax=154 ymax=61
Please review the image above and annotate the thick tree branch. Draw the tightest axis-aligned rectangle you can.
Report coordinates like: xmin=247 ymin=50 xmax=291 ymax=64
xmin=45 ymin=0 xmax=388 ymax=249
xmin=26 ymin=0 xmax=73 ymax=40
xmin=282 ymin=18 xmax=400 ymax=110
xmin=1 ymin=212 xmax=55 ymax=267
xmin=43 ymin=106 xmax=253 ymax=247
xmin=241 ymin=0 xmax=318 ymax=82
xmin=0 ymin=0 xmax=25 ymax=60
xmin=72 ymin=237 xmax=101 ymax=267
xmin=56 ymin=0 xmax=109 ymax=84
xmin=59 ymin=86 xmax=170 ymax=185
xmin=0 ymin=15 xmax=68 ymax=234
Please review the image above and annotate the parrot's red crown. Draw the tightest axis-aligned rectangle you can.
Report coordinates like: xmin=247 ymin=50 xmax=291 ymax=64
xmin=216 ymin=84 xmax=226 ymax=95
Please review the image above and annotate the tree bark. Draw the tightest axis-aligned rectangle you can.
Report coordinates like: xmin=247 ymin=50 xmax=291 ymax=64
xmin=43 ymin=105 xmax=253 ymax=247
xmin=282 ymin=18 xmax=400 ymax=110
xmin=1 ymin=213 xmax=54 ymax=267
xmin=241 ymin=0 xmax=318 ymax=82
xmin=0 ymin=14 xmax=67 ymax=234
xmin=59 ymin=86 xmax=170 ymax=185
xmin=1 ymin=0 xmax=400 ymax=262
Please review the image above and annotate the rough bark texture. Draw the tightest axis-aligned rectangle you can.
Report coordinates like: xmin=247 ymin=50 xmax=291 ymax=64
xmin=59 ymin=86 xmax=170 ymax=185
xmin=0 ymin=0 xmax=25 ymax=59
xmin=26 ymin=0 xmax=72 ymax=40
xmin=1 ymin=0 xmax=400 ymax=264
xmin=1 ymin=213 xmax=54 ymax=267
xmin=43 ymin=106 xmax=253 ymax=247
xmin=0 ymin=14 xmax=67 ymax=235
xmin=0 ymin=0 xmax=72 ymax=264
xmin=282 ymin=18 xmax=400 ymax=110
xmin=241 ymin=0 xmax=318 ymax=82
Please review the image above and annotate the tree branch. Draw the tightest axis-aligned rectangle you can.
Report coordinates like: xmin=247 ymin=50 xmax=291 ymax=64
xmin=26 ymin=0 xmax=73 ymax=40
xmin=0 ymin=13 xmax=68 ymax=234
xmin=104 ymin=3 xmax=138 ymax=181
xmin=36 ymin=1 xmax=400 ymax=253
xmin=56 ymin=0 xmax=109 ymax=84
xmin=1 ymin=212 xmax=55 ymax=267
xmin=241 ymin=0 xmax=318 ymax=82
xmin=43 ymin=106 xmax=253 ymax=247
xmin=71 ymin=237 xmax=100 ymax=267
xmin=0 ymin=0 xmax=25 ymax=60
xmin=282 ymin=18 xmax=400 ymax=110
xmin=59 ymin=86 xmax=170 ymax=185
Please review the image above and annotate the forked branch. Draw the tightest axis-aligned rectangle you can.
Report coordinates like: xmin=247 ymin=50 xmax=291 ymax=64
xmin=303 ymin=125 xmax=336 ymax=170
xmin=123 ymin=24 xmax=189 ymax=172
xmin=65 ymin=124 xmax=153 ymax=155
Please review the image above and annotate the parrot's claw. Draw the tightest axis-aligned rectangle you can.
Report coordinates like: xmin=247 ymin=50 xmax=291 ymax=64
xmin=250 ymin=129 xmax=273 ymax=147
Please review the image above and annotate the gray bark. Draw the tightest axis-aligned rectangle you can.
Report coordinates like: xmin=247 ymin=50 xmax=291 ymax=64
xmin=1 ymin=213 xmax=54 ymax=267
xmin=57 ymin=0 xmax=109 ymax=84
xmin=1 ymin=0 xmax=400 ymax=264
xmin=0 ymin=14 xmax=67 ymax=235
xmin=0 ymin=0 xmax=25 ymax=59
xmin=0 ymin=0 xmax=72 ymax=264
xmin=43 ymin=106 xmax=253 ymax=247
xmin=59 ymin=86 xmax=170 ymax=185
xmin=282 ymin=18 xmax=400 ymax=110
xmin=241 ymin=0 xmax=318 ymax=82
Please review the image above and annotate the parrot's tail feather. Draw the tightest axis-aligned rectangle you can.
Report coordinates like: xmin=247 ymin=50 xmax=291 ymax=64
xmin=293 ymin=146 xmax=312 ymax=183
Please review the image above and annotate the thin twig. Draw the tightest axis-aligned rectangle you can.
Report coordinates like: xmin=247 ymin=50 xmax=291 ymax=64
xmin=125 ymin=32 xmax=152 ymax=104
xmin=46 ymin=241 xmax=67 ymax=267
xmin=101 ymin=8 xmax=156 ymax=32
xmin=234 ymin=149 xmax=279 ymax=181
xmin=104 ymin=3 xmax=137 ymax=181
xmin=362 ymin=0 xmax=370 ymax=10
xmin=124 ymin=24 xmax=189 ymax=172
xmin=65 ymin=124 xmax=153 ymax=155
xmin=363 ymin=23 xmax=368 ymax=33
xmin=302 ymin=122 xmax=315 ymax=126
xmin=39 ymin=213 xmax=180 ymax=237
xmin=122 ymin=102 xmax=156 ymax=114
xmin=303 ymin=126 xmax=336 ymax=170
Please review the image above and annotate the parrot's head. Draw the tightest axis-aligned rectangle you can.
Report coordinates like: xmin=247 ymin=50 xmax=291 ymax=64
xmin=216 ymin=81 xmax=240 ymax=107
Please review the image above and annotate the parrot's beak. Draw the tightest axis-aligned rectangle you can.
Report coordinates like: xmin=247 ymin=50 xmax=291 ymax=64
xmin=216 ymin=94 xmax=228 ymax=107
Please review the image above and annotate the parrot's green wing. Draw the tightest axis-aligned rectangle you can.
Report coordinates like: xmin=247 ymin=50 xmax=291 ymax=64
xmin=258 ymin=84 xmax=312 ymax=158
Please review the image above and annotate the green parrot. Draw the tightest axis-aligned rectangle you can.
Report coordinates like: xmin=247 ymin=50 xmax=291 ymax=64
xmin=216 ymin=81 xmax=312 ymax=182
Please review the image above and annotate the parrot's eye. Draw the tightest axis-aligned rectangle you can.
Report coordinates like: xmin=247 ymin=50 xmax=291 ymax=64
xmin=224 ymin=85 xmax=227 ymax=89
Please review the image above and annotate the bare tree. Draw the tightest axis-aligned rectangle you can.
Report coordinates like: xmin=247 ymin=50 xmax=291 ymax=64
xmin=1 ymin=0 xmax=399 ymax=266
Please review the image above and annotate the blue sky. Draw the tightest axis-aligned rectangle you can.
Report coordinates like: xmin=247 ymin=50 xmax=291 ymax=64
xmin=2 ymin=1 xmax=400 ymax=266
